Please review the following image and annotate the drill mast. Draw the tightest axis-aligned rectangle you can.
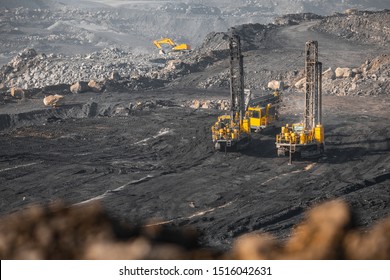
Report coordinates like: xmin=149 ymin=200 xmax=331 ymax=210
xmin=275 ymin=40 xmax=325 ymax=160
xmin=304 ymin=41 xmax=322 ymax=130
xmin=229 ymin=32 xmax=245 ymax=123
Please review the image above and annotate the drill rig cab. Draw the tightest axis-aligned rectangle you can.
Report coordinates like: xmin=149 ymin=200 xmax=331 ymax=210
xmin=275 ymin=41 xmax=325 ymax=159
xmin=247 ymin=90 xmax=281 ymax=132
xmin=211 ymin=32 xmax=251 ymax=151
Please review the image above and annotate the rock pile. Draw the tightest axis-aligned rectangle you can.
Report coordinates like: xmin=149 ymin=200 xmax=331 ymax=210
xmin=197 ymin=71 xmax=229 ymax=89
xmin=188 ymin=99 xmax=230 ymax=110
xmin=314 ymin=10 xmax=390 ymax=46
xmin=290 ymin=54 xmax=389 ymax=96
xmin=158 ymin=2 xmax=221 ymax=15
xmin=0 ymin=21 xmax=277 ymax=94
xmin=0 ymin=47 xmax=170 ymax=93
xmin=274 ymin=13 xmax=324 ymax=25
xmin=0 ymin=200 xmax=389 ymax=259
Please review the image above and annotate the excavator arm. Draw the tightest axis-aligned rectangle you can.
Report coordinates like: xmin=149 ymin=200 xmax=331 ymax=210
xmin=153 ymin=38 xmax=176 ymax=49
xmin=153 ymin=37 xmax=191 ymax=54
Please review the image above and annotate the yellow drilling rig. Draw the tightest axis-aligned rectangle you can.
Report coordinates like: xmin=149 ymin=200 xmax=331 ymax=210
xmin=211 ymin=32 xmax=251 ymax=151
xmin=275 ymin=41 xmax=325 ymax=160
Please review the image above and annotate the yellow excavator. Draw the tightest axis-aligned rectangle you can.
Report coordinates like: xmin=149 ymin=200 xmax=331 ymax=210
xmin=275 ymin=41 xmax=325 ymax=160
xmin=153 ymin=38 xmax=191 ymax=54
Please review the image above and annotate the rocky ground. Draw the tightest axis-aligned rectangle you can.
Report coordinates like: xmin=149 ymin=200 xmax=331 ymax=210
xmin=0 ymin=6 xmax=389 ymax=258
xmin=313 ymin=10 xmax=390 ymax=47
xmin=1 ymin=10 xmax=389 ymax=96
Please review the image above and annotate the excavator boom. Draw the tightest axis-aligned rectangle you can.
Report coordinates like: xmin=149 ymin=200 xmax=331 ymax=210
xmin=153 ymin=37 xmax=191 ymax=54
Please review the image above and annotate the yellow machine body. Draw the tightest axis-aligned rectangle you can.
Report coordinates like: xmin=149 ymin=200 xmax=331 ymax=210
xmin=247 ymin=103 xmax=276 ymax=131
xmin=276 ymin=41 xmax=324 ymax=159
xmin=275 ymin=123 xmax=325 ymax=157
xmin=315 ymin=124 xmax=324 ymax=143
xmin=172 ymin=43 xmax=191 ymax=51
xmin=211 ymin=114 xmax=251 ymax=150
xmin=153 ymin=38 xmax=191 ymax=54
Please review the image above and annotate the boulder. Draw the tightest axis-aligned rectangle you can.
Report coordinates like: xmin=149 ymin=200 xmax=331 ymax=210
xmin=109 ymin=71 xmax=121 ymax=81
xmin=20 ymin=48 xmax=37 ymax=59
xmin=10 ymin=87 xmax=25 ymax=99
xmin=190 ymin=100 xmax=201 ymax=109
xmin=201 ymin=101 xmax=210 ymax=109
xmin=88 ymin=80 xmax=105 ymax=93
xmin=165 ymin=59 xmax=183 ymax=72
xmin=283 ymin=200 xmax=351 ymax=259
xmin=43 ymin=94 xmax=64 ymax=107
xmin=219 ymin=100 xmax=230 ymax=111
xmin=70 ymin=81 xmax=89 ymax=94
xmin=344 ymin=218 xmax=390 ymax=259
xmin=294 ymin=77 xmax=306 ymax=89
xmin=267 ymin=80 xmax=284 ymax=91
xmin=322 ymin=68 xmax=335 ymax=80
xmin=352 ymin=68 xmax=362 ymax=75
xmin=335 ymin=67 xmax=352 ymax=78
xmin=353 ymin=74 xmax=362 ymax=82
xmin=344 ymin=9 xmax=358 ymax=15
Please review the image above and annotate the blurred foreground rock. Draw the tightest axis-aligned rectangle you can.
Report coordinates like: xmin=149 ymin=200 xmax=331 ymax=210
xmin=0 ymin=202 xmax=216 ymax=260
xmin=0 ymin=200 xmax=389 ymax=259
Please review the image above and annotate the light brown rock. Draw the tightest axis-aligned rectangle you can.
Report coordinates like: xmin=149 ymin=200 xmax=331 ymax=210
xmin=231 ymin=233 xmax=281 ymax=260
xmin=267 ymin=80 xmax=284 ymax=91
xmin=70 ymin=81 xmax=89 ymax=94
xmin=283 ymin=200 xmax=351 ymax=259
xmin=88 ymin=80 xmax=105 ymax=93
xmin=10 ymin=87 xmax=25 ymax=99
xmin=190 ymin=100 xmax=201 ymax=109
xmin=335 ymin=67 xmax=352 ymax=78
xmin=294 ymin=77 xmax=306 ymax=89
xmin=43 ymin=94 xmax=64 ymax=107
xmin=322 ymin=68 xmax=335 ymax=80
xmin=344 ymin=218 xmax=390 ymax=260
xmin=165 ymin=59 xmax=182 ymax=72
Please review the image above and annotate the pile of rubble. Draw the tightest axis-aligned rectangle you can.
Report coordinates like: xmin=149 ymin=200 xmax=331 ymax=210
xmin=274 ymin=13 xmax=324 ymax=25
xmin=290 ymin=54 xmax=389 ymax=96
xmin=1 ymin=200 xmax=389 ymax=259
xmin=314 ymin=10 xmax=390 ymax=46
xmin=0 ymin=21 xmax=275 ymax=95
xmin=187 ymin=99 xmax=230 ymax=110
xmin=0 ymin=48 xmax=173 ymax=94
xmin=158 ymin=2 xmax=221 ymax=15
